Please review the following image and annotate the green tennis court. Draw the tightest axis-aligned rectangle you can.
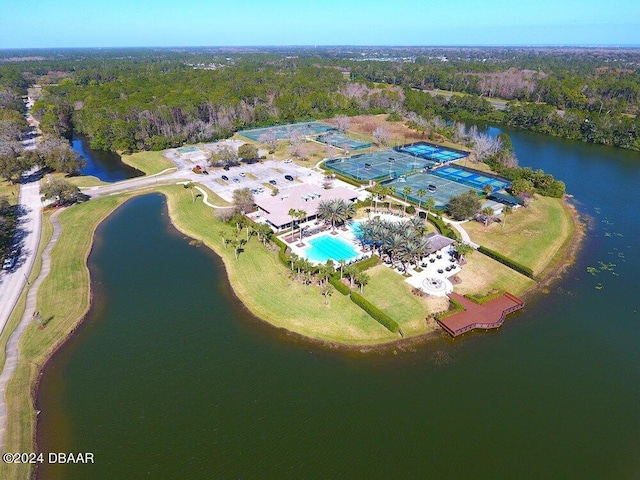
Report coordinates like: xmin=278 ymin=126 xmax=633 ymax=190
xmin=238 ymin=122 xmax=335 ymax=142
xmin=326 ymin=149 xmax=437 ymax=181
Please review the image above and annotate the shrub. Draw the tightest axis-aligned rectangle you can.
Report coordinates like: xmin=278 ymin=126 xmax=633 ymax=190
xmin=436 ymin=297 xmax=465 ymax=320
xmin=427 ymin=213 xmax=458 ymax=240
xmin=350 ymin=291 xmax=400 ymax=333
xmin=465 ymin=290 xmax=505 ymax=304
xmin=329 ymin=274 xmax=351 ymax=295
xmin=406 ymin=205 xmax=416 ymax=214
xmin=478 ymin=246 xmax=535 ymax=278
xmin=272 ymin=237 xmax=289 ymax=267
xmin=351 ymin=255 xmax=380 ymax=272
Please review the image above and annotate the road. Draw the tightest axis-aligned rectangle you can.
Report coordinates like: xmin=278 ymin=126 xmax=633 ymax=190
xmin=0 ymin=172 xmax=43 ymax=337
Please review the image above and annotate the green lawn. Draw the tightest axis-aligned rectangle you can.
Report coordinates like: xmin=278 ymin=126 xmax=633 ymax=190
xmin=361 ymin=266 xmax=436 ymax=336
xmin=121 ymin=150 xmax=176 ymax=175
xmin=454 ymin=251 xmax=536 ymax=297
xmin=464 ymin=196 xmax=575 ymax=277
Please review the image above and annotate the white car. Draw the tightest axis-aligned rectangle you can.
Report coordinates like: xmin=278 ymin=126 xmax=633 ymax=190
xmin=284 ymin=159 xmax=292 ymax=163
xmin=3 ymin=256 xmax=16 ymax=270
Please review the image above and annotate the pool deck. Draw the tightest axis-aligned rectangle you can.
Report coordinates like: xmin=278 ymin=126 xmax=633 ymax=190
xmin=438 ymin=292 xmax=525 ymax=337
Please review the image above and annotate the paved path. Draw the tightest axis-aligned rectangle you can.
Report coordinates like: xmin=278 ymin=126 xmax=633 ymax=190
xmin=0 ymin=208 xmax=60 ymax=450
xmin=0 ymin=171 xmax=43 ymax=337
xmin=441 ymin=217 xmax=479 ymax=248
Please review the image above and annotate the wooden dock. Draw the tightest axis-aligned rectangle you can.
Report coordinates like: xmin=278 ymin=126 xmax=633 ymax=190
xmin=438 ymin=292 xmax=524 ymax=337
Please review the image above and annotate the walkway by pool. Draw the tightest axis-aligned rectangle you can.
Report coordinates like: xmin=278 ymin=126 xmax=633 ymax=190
xmin=438 ymin=293 xmax=525 ymax=337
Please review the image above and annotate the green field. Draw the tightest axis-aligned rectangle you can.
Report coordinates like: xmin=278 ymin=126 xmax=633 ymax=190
xmin=362 ymin=265 xmax=438 ymax=336
xmin=121 ymin=150 xmax=176 ymax=175
xmin=464 ymin=196 xmax=575 ymax=277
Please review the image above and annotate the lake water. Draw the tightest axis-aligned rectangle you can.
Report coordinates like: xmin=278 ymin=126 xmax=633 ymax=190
xmin=37 ymin=129 xmax=640 ymax=479
xmin=73 ymin=135 xmax=143 ymax=182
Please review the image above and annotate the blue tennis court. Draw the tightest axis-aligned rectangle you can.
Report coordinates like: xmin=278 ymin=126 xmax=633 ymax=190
xmin=316 ymin=131 xmax=371 ymax=150
xmin=432 ymin=166 xmax=510 ymax=192
xmin=238 ymin=122 xmax=335 ymax=143
xmin=326 ymin=149 xmax=437 ymax=181
xmin=398 ymin=142 xmax=469 ymax=164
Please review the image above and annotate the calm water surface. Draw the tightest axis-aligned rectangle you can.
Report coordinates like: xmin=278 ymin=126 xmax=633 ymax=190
xmin=37 ymin=128 xmax=640 ymax=479
xmin=73 ymin=135 xmax=143 ymax=182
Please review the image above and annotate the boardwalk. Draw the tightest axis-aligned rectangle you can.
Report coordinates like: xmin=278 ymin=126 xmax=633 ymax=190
xmin=438 ymin=292 xmax=524 ymax=337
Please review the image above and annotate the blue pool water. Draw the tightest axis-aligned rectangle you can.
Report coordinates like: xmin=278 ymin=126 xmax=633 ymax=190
xmin=304 ymin=234 xmax=360 ymax=263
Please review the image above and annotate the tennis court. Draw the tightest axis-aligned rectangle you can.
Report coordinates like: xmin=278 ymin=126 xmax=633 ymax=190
xmin=397 ymin=142 xmax=469 ymax=164
xmin=238 ymin=122 xmax=335 ymax=142
xmin=432 ymin=166 xmax=510 ymax=192
xmin=325 ymin=149 xmax=437 ymax=181
xmin=315 ymin=131 xmax=371 ymax=150
xmin=383 ymin=172 xmax=479 ymax=209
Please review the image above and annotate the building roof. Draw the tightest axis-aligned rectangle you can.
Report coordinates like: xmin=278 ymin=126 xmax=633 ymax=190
xmin=425 ymin=232 xmax=456 ymax=253
xmin=255 ymin=183 xmax=358 ymax=228
xmin=488 ymin=192 xmax=523 ymax=206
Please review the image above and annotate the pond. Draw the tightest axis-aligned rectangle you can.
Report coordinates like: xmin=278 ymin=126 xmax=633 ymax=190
xmin=73 ymin=134 xmax=143 ymax=182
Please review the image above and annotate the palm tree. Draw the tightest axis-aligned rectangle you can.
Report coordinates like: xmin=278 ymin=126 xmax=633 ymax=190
xmin=344 ymin=265 xmax=359 ymax=288
xmin=355 ymin=272 xmax=369 ymax=293
xmin=482 ymin=206 xmax=494 ymax=226
xmin=455 ymin=243 xmax=473 ymax=262
xmin=502 ymin=205 xmax=513 ymax=228
xmin=317 ymin=261 xmax=334 ymax=286
xmin=416 ymin=188 xmax=427 ymax=210
xmin=425 ymin=197 xmax=436 ymax=218
xmin=402 ymin=186 xmax=412 ymax=214
xmin=317 ymin=199 xmax=354 ymax=232
xmin=320 ymin=284 xmax=334 ymax=305
xmin=295 ymin=209 xmax=307 ymax=241
xmin=288 ymin=208 xmax=297 ymax=239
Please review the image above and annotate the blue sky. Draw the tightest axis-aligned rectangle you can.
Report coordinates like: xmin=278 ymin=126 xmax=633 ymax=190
xmin=1 ymin=0 xmax=639 ymax=48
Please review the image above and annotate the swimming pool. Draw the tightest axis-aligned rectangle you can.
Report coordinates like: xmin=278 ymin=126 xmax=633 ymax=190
xmin=303 ymin=233 xmax=360 ymax=264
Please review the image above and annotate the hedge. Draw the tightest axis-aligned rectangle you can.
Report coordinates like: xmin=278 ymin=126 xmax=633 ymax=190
xmin=427 ymin=213 xmax=459 ymax=240
xmin=333 ymin=172 xmax=365 ymax=187
xmin=436 ymin=296 xmax=465 ymax=320
xmin=272 ymin=236 xmax=289 ymax=267
xmin=465 ymin=290 xmax=505 ymax=304
xmin=329 ymin=274 xmax=351 ymax=295
xmin=351 ymin=255 xmax=380 ymax=272
xmin=350 ymin=291 xmax=400 ymax=334
xmin=478 ymin=245 xmax=535 ymax=278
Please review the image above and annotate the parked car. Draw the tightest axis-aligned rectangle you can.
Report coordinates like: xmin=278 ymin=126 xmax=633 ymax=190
xmin=284 ymin=159 xmax=292 ymax=163
xmin=3 ymin=256 xmax=16 ymax=270
xmin=269 ymin=179 xmax=277 ymax=185
xmin=239 ymin=172 xmax=246 ymax=177
xmin=233 ymin=178 xmax=240 ymax=183
xmin=221 ymin=175 xmax=229 ymax=181
xmin=428 ymin=184 xmax=437 ymax=192
xmin=284 ymin=175 xmax=294 ymax=181
xmin=202 ymin=169 xmax=209 ymax=175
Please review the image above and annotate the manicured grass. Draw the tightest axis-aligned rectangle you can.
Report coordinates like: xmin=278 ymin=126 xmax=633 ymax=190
xmin=464 ymin=196 xmax=574 ymax=277
xmin=2 ymin=196 xmax=128 ymax=480
xmin=47 ymin=171 xmax=106 ymax=188
xmin=159 ymin=185 xmax=395 ymax=344
xmin=361 ymin=265 xmax=435 ymax=336
xmin=454 ymin=251 xmax=536 ymax=297
xmin=0 ymin=212 xmax=53 ymax=372
xmin=121 ymin=150 xmax=176 ymax=175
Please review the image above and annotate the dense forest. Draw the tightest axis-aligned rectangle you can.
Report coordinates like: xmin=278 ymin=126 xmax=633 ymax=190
xmin=1 ymin=46 xmax=639 ymax=155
